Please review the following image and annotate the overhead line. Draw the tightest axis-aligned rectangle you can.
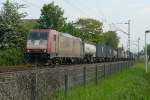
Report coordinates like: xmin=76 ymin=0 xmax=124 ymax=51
xmin=63 ymin=0 xmax=112 ymax=32
xmin=75 ymin=0 xmax=108 ymax=24
xmin=75 ymin=1 xmax=111 ymax=30
xmin=63 ymin=0 xmax=91 ymax=18
xmin=22 ymin=0 xmax=42 ymax=19
xmin=22 ymin=0 xmax=41 ymax=8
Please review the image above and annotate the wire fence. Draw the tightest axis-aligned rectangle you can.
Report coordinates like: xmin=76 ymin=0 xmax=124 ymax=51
xmin=0 ymin=61 xmax=137 ymax=100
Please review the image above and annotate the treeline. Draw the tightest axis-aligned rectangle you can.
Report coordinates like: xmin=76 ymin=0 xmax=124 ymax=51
xmin=0 ymin=0 xmax=119 ymax=66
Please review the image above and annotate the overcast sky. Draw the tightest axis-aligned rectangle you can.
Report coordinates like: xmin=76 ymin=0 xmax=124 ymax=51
xmin=1 ymin=0 xmax=150 ymax=53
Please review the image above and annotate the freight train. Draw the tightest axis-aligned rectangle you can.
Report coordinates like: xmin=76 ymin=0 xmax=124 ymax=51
xmin=25 ymin=29 xmax=137 ymax=64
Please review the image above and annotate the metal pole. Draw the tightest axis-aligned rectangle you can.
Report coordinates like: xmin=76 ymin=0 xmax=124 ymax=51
xmin=111 ymin=20 xmax=131 ymax=56
xmin=145 ymin=33 xmax=148 ymax=73
xmin=145 ymin=30 xmax=150 ymax=73
xmin=138 ymin=37 xmax=140 ymax=59
xmin=128 ymin=20 xmax=131 ymax=53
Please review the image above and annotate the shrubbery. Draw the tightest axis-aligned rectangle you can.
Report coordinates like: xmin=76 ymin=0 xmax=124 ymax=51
xmin=0 ymin=48 xmax=24 ymax=66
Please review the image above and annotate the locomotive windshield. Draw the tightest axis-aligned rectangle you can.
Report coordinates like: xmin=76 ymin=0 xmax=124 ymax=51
xmin=28 ymin=32 xmax=48 ymax=40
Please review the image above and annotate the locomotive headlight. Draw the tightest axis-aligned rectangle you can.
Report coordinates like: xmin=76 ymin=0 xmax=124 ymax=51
xmin=27 ymin=50 xmax=30 ymax=52
xmin=44 ymin=49 xmax=46 ymax=53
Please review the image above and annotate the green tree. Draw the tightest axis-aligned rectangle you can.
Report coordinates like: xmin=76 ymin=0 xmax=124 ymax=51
xmin=0 ymin=0 xmax=26 ymax=48
xmin=74 ymin=18 xmax=103 ymax=42
xmin=20 ymin=19 xmax=38 ymax=33
xmin=76 ymin=18 xmax=103 ymax=34
xmin=38 ymin=2 xmax=66 ymax=30
xmin=61 ymin=22 xmax=81 ymax=37
xmin=104 ymin=31 xmax=119 ymax=49
xmin=19 ymin=19 xmax=38 ymax=46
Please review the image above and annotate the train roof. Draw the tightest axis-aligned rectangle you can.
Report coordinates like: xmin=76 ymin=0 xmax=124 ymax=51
xmin=59 ymin=32 xmax=81 ymax=40
xmin=31 ymin=29 xmax=51 ymax=33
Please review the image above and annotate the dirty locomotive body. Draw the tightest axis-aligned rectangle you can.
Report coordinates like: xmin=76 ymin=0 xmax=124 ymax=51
xmin=25 ymin=29 xmax=136 ymax=64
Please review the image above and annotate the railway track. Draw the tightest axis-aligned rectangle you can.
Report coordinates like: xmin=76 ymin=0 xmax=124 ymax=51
xmin=0 ymin=60 xmax=132 ymax=73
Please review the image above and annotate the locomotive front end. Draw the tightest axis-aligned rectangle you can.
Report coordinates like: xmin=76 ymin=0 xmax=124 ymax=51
xmin=26 ymin=30 xmax=49 ymax=62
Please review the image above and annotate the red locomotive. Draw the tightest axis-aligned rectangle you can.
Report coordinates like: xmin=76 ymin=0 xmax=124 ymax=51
xmin=26 ymin=29 xmax=84 ymax=64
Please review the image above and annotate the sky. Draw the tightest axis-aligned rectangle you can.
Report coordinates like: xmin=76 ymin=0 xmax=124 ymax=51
xmin=0 ymin=0 xmax=150 ymax=53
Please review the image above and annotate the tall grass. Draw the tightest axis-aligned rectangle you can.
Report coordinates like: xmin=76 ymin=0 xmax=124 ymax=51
xmin=55 ymin=62 xmax=150 ymax=100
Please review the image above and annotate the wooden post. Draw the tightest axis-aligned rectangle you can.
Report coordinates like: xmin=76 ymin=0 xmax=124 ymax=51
xmin=119 ymin=62 xmax=122 ymax=71
xmin=114 ymin=63 xmax=116 ymax=72
xmin=33 ymin=55 xmax=38 ymax=100
xmin=121 ymin=62 xmax=122 ymax=71
xmin=110 ymin=63 xmax=112 ymax=74
xmin=123 ymin=62 xmax=124 ymax=69
xmin=122 ymin=62 xmax=124 ymax=70
xmin=119 ymin=62 xmax=120 ymax=71
xmin=115 ymin=63 xmax=117 ymax=72
xmin=83 ymin=67 xmax=86 ymax=87
xmin=122 ymin=62 xmax=123 ymax=70
xmin=121 ymin=62 xmax=123 ymax=71
xmin=126 ymin=62 xmax=128 ymax=69
xmin=95 ymin=65 xmax=98 ymax=85
xmin=64 ymin=73 xmax=69 ymax=97
xmin=117 ymin=62 xmax=119 ymax=72
xmin=103 ymin=64 xmax=106 ymax=78
xmin=112 ymin=63 xmax=114 ymax=73
xmin=124 ymin=62 xmax=125 ymax=69
xmin=127 ymin=61 xmax=129 ymax=68
xmin=31 ymin=74 xmax=36 ymax=100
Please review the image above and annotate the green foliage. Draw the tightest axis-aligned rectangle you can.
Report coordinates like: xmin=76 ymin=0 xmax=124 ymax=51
xmin=74 ymin=18 xmax=103 ymax=42
xmin=55 ymin=62 xmax=150 ymax=100
xmin=69 ymin=18 xmax=119 ymax=47
xmin=61 ymin=22 xmax=77 ymax=35
xmin=0 ymin=0 xmax=29 ymax=66
xmin=20 ymin=19 xmax=38 ymax=34
xmin=0 ymin=0 xmax=26 ymax=48
xmin=104 ymin=31 xmax=119 ymax=49
xmin=0 ymin=48 xmax=24 ymax=66
xmin=76 ymin=18 xmax=103 ymax=34
xmin=19 ymin=19 xmax=38 ymax=47
xmin=92 ymin=33 xmax=105 ymax=44
xmin=38 ymin=2 xmax=66 ymax=30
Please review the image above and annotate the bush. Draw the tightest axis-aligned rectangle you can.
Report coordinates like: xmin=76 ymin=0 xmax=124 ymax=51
xmin=0 ymin=48 xmax=24 ymax=66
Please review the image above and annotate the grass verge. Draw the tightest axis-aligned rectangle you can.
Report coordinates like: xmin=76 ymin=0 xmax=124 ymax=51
xmin=54 ymin=62 xmax=150 ymax=100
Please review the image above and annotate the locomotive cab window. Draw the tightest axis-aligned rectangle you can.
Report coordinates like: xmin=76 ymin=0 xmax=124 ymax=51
xmin=28 ymin=32 xmax=48 ymax=40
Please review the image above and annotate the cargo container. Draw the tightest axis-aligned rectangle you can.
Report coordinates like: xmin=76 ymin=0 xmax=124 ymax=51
xmin=84 ymin=42 xmax=96 ymax=57
xmin=117 ymin=48 xmax=124 ymax=59
xmin=96 ymin=44 xmax=106 ymax=58
xmin=113 ymin=50 xmax=117 ymax=58
xmin=106 ymin=46 xmax=113 ymax=58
